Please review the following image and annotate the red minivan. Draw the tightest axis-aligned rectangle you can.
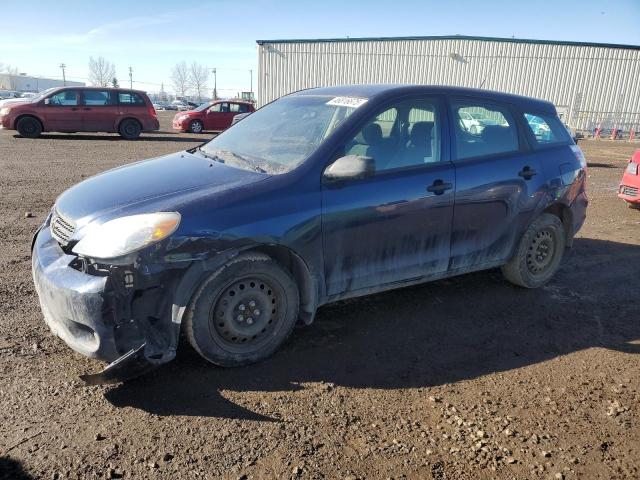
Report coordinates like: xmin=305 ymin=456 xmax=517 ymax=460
xmin=0 ymin=87 xmax=159 ymax=139
xmin=172 ymin=99 xmax=255 ymax=133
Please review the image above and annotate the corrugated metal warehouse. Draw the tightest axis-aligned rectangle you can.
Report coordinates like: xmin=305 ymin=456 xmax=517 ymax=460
xmin=256 ymin=35 xmax=640 ymax=132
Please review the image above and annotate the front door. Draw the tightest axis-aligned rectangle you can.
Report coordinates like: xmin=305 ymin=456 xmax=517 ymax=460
xmin=321 ymin=97 xmax=455 ymax=296
xmin=81 ymin=89 xmax=118 ymax=131
xmin=448 ymin=98 xmax=547 ymax=269
xmin=205 ymin=102 xmax=234 ymax=131
xmin=43 ymin=89 xmax=83 ymax=132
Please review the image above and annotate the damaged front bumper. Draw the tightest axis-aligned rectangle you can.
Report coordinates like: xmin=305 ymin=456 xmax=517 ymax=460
xmin=32 ymin=226 xmax=184 ymax=384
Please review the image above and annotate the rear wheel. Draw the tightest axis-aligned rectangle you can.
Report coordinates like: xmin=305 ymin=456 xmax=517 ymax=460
xmin=185 ymin=253 xmax=299 ymax=367
xmin=16 ymin=116 xmax=42 ymax=138
xmin=118 ymin=119 xmax=141 ymax=139
xmin=625 ymin=201 xmax=640 ymax=210
xmin=501 ymin=213 xmax=566 ymax=288
xmin=189 ymin=120 xmax=204 ymax=133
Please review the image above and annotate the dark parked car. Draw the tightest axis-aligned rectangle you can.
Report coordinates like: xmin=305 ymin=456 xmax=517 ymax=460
xmin=0 ymin=87 xmax=159 ymax=139
xmin=32 ymin=85 xmax=588 ymax=383
xmin=172 ymin=99 xmax=255 ymax=133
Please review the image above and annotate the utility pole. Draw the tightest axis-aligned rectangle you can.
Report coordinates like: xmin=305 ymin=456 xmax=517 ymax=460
xmin=59 ymin=63 xmax=66 ymax=86
xmin=249 ymin=69 xmax=253 ymax=102
xmin=211 ymin=67 xmax=217 ymax=100
xmin=129 ymin=66 xmax=133 ymax=89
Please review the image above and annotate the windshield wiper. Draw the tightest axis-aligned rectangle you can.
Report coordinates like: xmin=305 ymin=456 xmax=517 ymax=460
xmin=196 ymin=146 xmax=225 ymax=164
xmin=211 ymin=149 xmax=267 ymax=173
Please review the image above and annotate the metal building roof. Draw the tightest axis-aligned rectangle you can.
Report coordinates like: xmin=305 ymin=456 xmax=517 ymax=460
xmin=256 ymin=34 xmax=640 ymax=51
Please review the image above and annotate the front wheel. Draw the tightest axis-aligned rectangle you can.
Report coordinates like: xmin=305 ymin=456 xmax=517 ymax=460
xmin=189 ymin=120 xmax=204 ymax=133
xmin=16 ymin=116 xmax=42 ymax=138
xmin=184 ymin=253 xmax=300 ymax=367
xmin=118 ymin=119 xmax=141 ymax=139
xmin=501 ymin=213 xmax=566 ymax=288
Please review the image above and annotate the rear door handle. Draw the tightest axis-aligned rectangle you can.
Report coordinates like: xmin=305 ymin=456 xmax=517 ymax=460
xmin=518 ymin=166 xmax=538 ymax=179
xmin=427 ymin=179 xmax=453 ymax=195
xmin=71 ymin=107 xmax=79 ymax=111
xmin=83 ymin=107 xmax=92 ymax=111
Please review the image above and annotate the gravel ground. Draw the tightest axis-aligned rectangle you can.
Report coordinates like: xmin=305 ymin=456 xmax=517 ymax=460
xmin=1 ymin=113 xmax=639 ymax=480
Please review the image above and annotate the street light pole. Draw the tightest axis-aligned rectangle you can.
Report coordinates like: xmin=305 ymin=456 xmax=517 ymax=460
xmin=59 ymin=63 xmax=66 ymax=86
xmin=212 ymin=68 xmax=217 ymax=100
xmin=129 ymin=66 xmax=133 ymax=89
xmin=249 ymin=69 xmax=253 ymax=102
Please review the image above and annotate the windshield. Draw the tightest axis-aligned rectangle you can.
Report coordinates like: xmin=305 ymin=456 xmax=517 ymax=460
xmin=193 ymin=102 xmax=211 ymax=112
xmin=200 ymin=95 xmax=362 ymax=174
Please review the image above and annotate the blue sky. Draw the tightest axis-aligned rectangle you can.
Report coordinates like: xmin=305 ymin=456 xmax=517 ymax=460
xmin=1 ymin=0 xmax=639 ymax=96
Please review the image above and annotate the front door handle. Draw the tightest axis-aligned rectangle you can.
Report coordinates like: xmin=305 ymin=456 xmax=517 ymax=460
xmin=83 ymin=107 xmax=92 ymax=111
xmin=518 ymin=166 xmax=538 ymax=179
xmin=71 ymin=107 xmax=79 ymax=111
xmin=427 ymin=179 xmax=453 ymax=195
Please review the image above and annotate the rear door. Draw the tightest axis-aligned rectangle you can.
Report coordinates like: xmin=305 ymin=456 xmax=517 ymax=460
xmin=448 ymin=98 xmax=546 ymax=270
xmin=81 ymin=89 xmax=118 ymax=131
xmin=43 ymin=89 xmax=83 ymax=131
xmin=321 ymin=96 xmax=455 ymax=295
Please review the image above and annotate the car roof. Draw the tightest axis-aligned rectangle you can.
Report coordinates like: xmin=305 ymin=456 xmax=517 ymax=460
xmin=49 ymin=86 xmax=149 ymax=95
xmin=214 ymin=99 xmax=254 ymax=105
xmin=293 ymin=84 xmax=557 ymax=114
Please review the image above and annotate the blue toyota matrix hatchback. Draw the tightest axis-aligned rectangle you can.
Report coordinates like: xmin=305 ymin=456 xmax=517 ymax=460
xmin=32 ymin=85 xmax=588 ymax=383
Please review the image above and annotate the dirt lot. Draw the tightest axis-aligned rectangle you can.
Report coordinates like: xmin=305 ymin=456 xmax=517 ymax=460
xmin=1 ymin=112 xmax=639 ymax=480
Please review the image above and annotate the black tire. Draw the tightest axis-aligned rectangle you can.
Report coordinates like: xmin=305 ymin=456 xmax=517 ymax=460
xmin=625 ymin=201 xmax=640 ymax=210
xmin=16 ymin=116 xmax=42 ymax=138
xmin=184 ymin=253 xmax=299 ymax=367
xmin=501 ymin=213 xmax=566 ymax=288
xmin=118 ymin=119 xmax=141 ymax=139
xmin=189 ymin=120 xmax=204 ymax=134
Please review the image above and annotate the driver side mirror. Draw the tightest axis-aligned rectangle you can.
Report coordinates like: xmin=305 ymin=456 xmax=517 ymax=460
xmin=323 ymin=155 xmax=375 ymax=182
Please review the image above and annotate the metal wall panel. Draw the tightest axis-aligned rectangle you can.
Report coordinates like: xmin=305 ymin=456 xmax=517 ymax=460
xmin=257 ymin=38 xmax=640 ymax=131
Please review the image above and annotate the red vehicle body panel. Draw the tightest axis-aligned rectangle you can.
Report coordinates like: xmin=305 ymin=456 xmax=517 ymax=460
xmin=172 ymin=100 xmax=255 ymax=132
xmin=0 ymin=87 xmax=159 ymax=133
xmin=618 ymin=150 xmax=640 ymax=205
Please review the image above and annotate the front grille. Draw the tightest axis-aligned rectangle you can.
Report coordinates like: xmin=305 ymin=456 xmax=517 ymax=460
xmin=50 ymin=209 xmax=76 ymax=245
xmin=621 ymin=185 xmax=639 ymax=197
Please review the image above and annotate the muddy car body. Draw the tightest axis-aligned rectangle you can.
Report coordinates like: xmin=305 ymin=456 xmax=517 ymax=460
xmin=32 ymin=85 xmax=588 ymax=382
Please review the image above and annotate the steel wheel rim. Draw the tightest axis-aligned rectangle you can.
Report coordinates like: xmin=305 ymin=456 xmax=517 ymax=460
xmin=208 ymin=275 xmax=283 ymax=352
xmin=125 ymin=123 xmax=138 ymax=135
xmin=23 ymin=121 xmax=36 ymax=134
xmin=526 ymin=229 xmax=556 ymax=275
xmin=192 ymin=121 xmax=202 ymax=133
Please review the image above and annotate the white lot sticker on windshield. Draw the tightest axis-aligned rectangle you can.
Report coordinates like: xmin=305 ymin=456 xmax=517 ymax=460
xmin=326 ymin=96 xmax=368 ymax=108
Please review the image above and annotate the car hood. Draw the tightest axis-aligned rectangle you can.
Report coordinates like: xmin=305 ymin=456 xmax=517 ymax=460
xmin=55 ymin=150 xmax=267 ymax=227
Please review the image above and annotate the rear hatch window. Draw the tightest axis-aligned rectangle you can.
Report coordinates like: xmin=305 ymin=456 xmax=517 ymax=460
xmin=523 ymin=112 xmax=572 ymax=147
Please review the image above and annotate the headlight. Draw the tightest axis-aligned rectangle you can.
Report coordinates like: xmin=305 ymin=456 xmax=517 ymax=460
xmin=72 ymin=212 xmax=181 ymax=260
xmin=0 ymin=107 xmax=10 ymax=115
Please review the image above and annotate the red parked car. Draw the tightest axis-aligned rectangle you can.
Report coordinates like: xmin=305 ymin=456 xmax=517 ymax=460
xmin=619 ymin=150 xmax=640 ymax=208
xmin=0 ymin=87 xmax=159 ymax=139
xmin=172 ymin=99 xmax=255 ymax=133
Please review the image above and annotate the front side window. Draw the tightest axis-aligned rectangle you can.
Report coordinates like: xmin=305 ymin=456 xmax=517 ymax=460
xmin=84 ymin=90 xmax=113 ymax=106
xmin=524 ymin=113 xmax=571 ymax=146
xmin=48 ymin=90 xmax=79 ymax=106
xmin=118 ymin=92 xmax=145 ymax=105
xmin=209 ymin=103 xmax=221 ymax=113
xmin=344 ymin=99 xmax=440 ymax=172
xmin=200 ymin=94 xmax=361 ymax=174
xmin=453 ymin=102 xmax=518 ymax=159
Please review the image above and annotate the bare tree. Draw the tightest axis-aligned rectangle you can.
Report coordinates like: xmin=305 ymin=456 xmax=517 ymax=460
xmin=189 ymin=62 xmax=209 ymax=102
xmin=171 ymin=61 xmax=190 ymax=99
xmin=88 ymin=56 xmax=116 ymax=87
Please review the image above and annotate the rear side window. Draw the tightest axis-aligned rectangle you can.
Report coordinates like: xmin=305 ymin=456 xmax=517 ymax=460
xmin=118 ymin=92 xmax=145 ymax=105
xmin=230 ymin=103 xmax=250 ymax=113
xmin=524 ymin=113 xmax=571 ymax=146
xmin=452 ymin=102 xmax=519 ymax=160
xmin=84 ymin=90 xmax=114 ymax=106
